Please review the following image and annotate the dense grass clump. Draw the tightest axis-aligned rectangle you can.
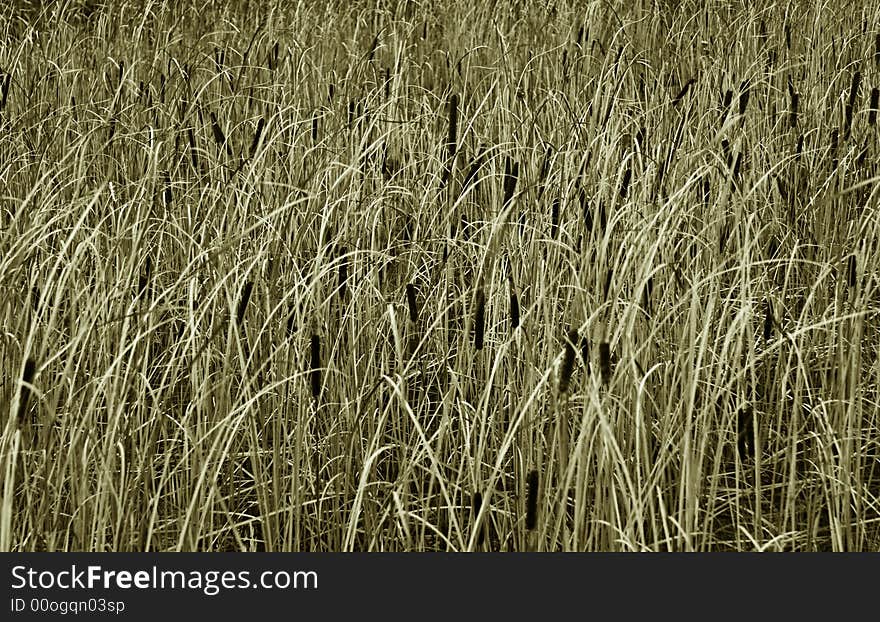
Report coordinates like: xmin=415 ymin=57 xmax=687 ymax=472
xmin=1 ymin=0 xmax=880 ymax=551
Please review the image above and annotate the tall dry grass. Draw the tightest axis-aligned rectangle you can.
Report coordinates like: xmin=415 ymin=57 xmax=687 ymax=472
xmin=0 ymin=0 xmax=879 ymax=551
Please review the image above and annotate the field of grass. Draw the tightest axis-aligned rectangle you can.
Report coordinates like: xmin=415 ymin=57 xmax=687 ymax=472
xmin=1 ymin=0 xmax=879 ymax=551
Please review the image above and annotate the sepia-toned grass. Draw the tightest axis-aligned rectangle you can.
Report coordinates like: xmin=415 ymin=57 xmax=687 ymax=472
xmin=1 ymin=0 xmax=879 ymax=551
